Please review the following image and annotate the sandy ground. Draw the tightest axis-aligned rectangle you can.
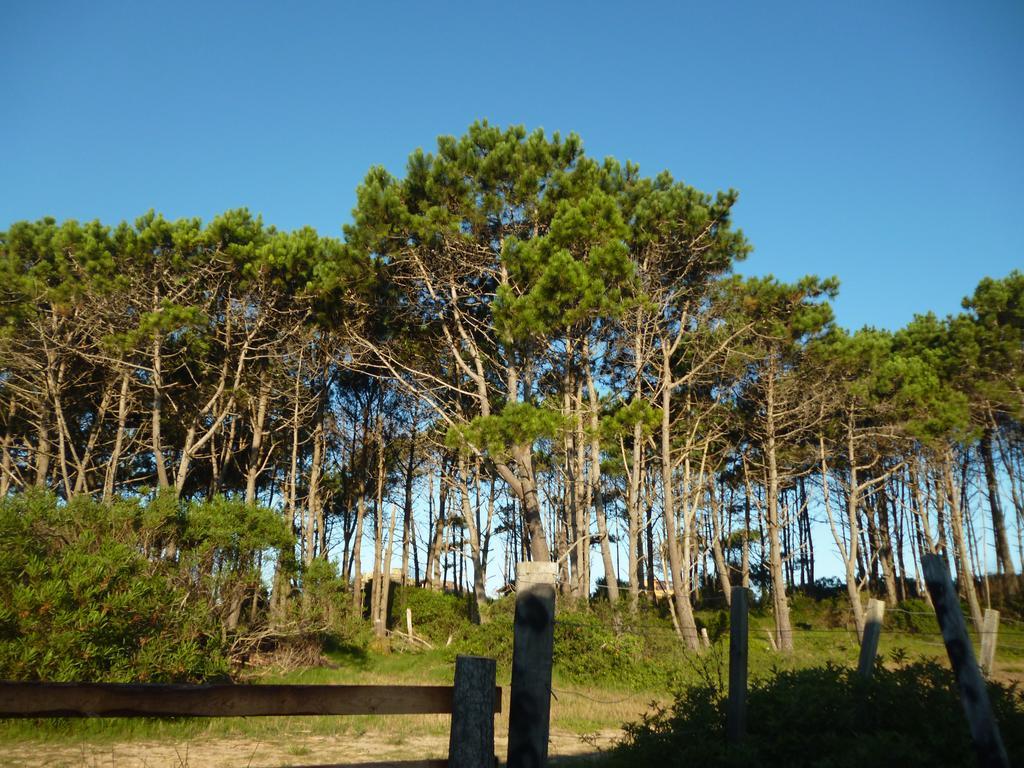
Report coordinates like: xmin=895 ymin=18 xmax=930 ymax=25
xmin=0 ymin=727 xmax=619 ymax=767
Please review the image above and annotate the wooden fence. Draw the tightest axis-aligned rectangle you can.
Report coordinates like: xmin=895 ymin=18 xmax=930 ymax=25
xmin=0 ymin=562 xmax=557 ymax=768
xmin=0 ymin=655 xmax=501 ymax=768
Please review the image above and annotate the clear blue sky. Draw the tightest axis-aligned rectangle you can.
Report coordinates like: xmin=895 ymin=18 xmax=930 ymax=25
xmin=2 ymin=0 xmax=1021 ymax=332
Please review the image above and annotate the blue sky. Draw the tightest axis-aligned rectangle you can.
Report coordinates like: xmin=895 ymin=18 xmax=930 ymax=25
xmin=2 ymin=0 xmax=1021 ymax=332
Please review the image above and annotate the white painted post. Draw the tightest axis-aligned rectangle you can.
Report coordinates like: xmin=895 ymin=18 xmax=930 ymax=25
xmin=980 ymin=608 xmax=1000 ymax=677
xmin=857 ymin=599 xmax=885 ymax=679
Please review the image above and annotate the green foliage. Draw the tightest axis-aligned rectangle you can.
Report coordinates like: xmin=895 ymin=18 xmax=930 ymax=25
xmin=387 ymin=586 xmax=690 ymax=689
xmin=962 ymin=270 xmax=1024 ymax=419
xmin=556 ymin=611 xmax=633 ymax=678
xmin=610 ymin=661 xmax=1024 ymax=767
xmin=600 ymin=398 xmax=662 ymax=443
xmin=0 ymin=492 xmax=299 ymax=683
xmin=494 ymin=190 xmax=635 ymax=340
xmin=886 ymin=598 xmax=940 ymax=634
xmin=0 ymin=492 xmax=228 ymax=683
xmin=883 ymin=313 xmax=975 ymax=442
xmin=447 ymin=402 xmax=565 ymax=458
xmin=300 ymin=558 xmax=370 ymax=651
xmin=390 ymin=585 xmax=475 ymax=647
xmin=732 ymin=273 xmax=839 ymax=346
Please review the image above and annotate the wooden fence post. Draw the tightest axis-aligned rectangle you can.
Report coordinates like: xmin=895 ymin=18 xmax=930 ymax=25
xmin=726 ymin=586 xmax=748 ymax=745
xmin=448 ymin=655 xmax=497 ymax=768
xmin=980 ymin=608 xmax=1000 ymax=677
xmin=507 ymin=561 xmax=557 ymax=768
xmin=921 ymin=554 xmax=1009 ymax=768
xmin=857 ymin=598 xmax=885 ymax=679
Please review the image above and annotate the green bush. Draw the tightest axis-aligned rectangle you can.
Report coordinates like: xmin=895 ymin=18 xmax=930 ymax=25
xmin=0 ymin=492 xmax=228 ymax=682
xmin=390 ymin=585 xmax=474 ymax=646
xmin=387 ymin=585 xmax=693 ymax=689
xmin=609 ymin=660 xmax=1024 ymax=767
xmin=301 ymin=557 xmax=370 ymax=651
xmin=888 ymin=598 xmax=940 ymax=634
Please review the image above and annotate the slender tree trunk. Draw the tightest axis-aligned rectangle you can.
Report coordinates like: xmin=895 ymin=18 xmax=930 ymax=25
xmin=765 ymin=370 xmax=794 ymax=652
xmin=103 ymin=371 xmax=132 ymax=502
xmin=981 ymin=425 xmax=1016 ymax=585
xmin=351 ymin=488 xmax=367 ymax=610
xmin=151 ymin=327 xmax=169 ymax=490
xmin=0 ymin=401 xmax=15 ymax=496
xmin=944 ymin=449 xmax=984 ymax=633
xmin=427 ymin=456 xmax=449 ymax=589
xmin=370 ymin=424 xmax=387 ymax=638
xmin=660 ymin=341 xmax=700 ymax=650
xmin=306 ymin=419 xmax=324 ymax=563
xmin=820 ymin=431 xmax=865 ymax=640
xmin=708 ymin=479 xmax=732 ymax=605
xmin=587 ymin=366 xmax=618 ymax=604
xmin=401 ymin=423 xmax=417 ymax=584
xmin=625 ymin=430 xmax=643 ymax=611
xmin=872 ymin=477 xmax=900 ymax=606
xmin=34 ymin=414 xmax=51 ymax=489
xmin=245 ymin=379 xmax=271 ymax=505
xmin=458 ymin=455 xmax=488 ymax=623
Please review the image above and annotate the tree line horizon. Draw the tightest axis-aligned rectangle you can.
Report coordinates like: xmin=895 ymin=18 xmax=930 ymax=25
xmin=2 ymin=121 xmax=1022 ymax=653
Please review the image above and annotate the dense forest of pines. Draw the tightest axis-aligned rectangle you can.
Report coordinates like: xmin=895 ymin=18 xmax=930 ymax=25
xmin=2 ymin=123 xmax=1022 ymax=663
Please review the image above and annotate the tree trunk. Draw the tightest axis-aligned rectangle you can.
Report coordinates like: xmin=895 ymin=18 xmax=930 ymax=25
xmin=370 ymin=425 xmax=387 ymax=638
xmin=872 ymin=478 xmax=900 ymax=606
xmin=151 ymin=329 xmax=169 ymax=490
xmin=458 ymin=455 xmax=488 ymax=623
xmin=401 ymin=424 xmax=417 ymax=585
xmin=765 ymin=371 xmax=794 ymax=652
xmin=103 ymin=371 xmax=131 ymax=502
xmin=660 ymin=342 xmax=701 ymax=650
xmin=944 ymin=449 xmax=984 ymax=634
xmin=708 ymin=480 xmax=732 ymax=605
xmin=981 ymin=425 xmax=1016 ymax=585
xmin=245 ymin=379 xmax=271 ymax=506
xmin=587 ymin=369 xmax=617 ymax=603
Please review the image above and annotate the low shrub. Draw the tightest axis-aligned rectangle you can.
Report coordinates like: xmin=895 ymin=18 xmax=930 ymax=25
xmin=887 ymin=597 xmax=940 ymax=634
xmin=390 ymin=585 xmax=474 ymax=646
xmin=0 ymin=492 xmax=229 ymax=683
xmin=609 ymin=660 xmax=1024 ymax=767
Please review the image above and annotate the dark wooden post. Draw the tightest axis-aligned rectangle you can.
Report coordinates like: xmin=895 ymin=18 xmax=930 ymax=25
xmin=449 ymin=655 xmax=497 ymax=768
xmin=921 ymin=554 xmax=1009 ymax=768
xmin=857 ymin=598 xmax=885 ymax=679
xmin=726 ymin=586 xmax=748 ymax=745
xmin=507 ymin=561 xmax=557 ymax=768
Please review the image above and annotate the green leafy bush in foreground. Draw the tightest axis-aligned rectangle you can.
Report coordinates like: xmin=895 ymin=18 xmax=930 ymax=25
xmin=0 ymin=491 xmax=329 ymax=683
xmin=608 ymin=661 xmax=1024 ymax=767
xmin=0 ymin=492 xmax=229 ymax=683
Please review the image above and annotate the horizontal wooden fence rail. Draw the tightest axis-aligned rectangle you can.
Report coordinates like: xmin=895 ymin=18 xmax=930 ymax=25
xmin=0 ymin=681 xmax=503 ymax=719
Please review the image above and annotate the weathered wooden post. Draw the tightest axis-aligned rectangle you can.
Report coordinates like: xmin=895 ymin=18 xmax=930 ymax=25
xmin=980 ymin=608 xmax=1000 ymax=677
xmin=921 ymin=554 xmax=1009 ymax=768
xmin=857 ymin=598 xmax=885 ymax=679
xmin=449 ymin=655 xmax=497 ymax=768
xmin=726 ymin=586 xmax=748 ymax=745
xmin=507 ymin=561 xmax=557 ymax=768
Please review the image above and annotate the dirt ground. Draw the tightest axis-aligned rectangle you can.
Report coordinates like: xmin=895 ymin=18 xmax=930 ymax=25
xmin=0 ymin=727 xmax=619 ymax=767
